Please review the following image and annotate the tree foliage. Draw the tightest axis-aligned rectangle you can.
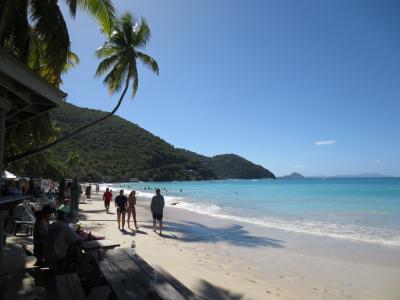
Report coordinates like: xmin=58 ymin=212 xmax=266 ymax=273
xmin=4 ymin=11 xmax=159 ymax=165
xmin=0 ymin=0 xmax=115 ymax=84
xmin=8 ymin=103 xmax=275 ymax=182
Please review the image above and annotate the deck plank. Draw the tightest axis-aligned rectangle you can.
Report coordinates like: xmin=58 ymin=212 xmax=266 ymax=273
xmin=92 ymin=248 xmax=199 ymax=300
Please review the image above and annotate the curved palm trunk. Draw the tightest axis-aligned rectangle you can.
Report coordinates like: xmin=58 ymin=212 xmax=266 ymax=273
xmin=4 ymin=76 xmax=130 ymax=164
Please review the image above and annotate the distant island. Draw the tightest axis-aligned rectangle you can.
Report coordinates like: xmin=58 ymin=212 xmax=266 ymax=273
xmin=279 ymin=172 xmax=305 ymax=179
xmin=12 ymin=103 xmax=275 ymax=182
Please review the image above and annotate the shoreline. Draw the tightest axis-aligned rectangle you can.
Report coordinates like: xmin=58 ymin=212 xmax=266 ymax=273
xmin=79 ymin=192 xmax=400 ymax=299
xmin=103 ymin=184 xmax=400 ymax=248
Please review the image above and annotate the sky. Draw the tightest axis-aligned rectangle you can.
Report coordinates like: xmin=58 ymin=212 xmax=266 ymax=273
xmin=60 ymin=0 xmax=400 ymax=177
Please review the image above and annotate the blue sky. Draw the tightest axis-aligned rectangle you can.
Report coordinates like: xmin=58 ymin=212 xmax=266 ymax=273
xmin=60 ymin=0 xmax=400 ymax=176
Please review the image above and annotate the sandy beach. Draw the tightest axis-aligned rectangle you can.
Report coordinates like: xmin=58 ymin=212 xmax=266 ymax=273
xmin=78 ymin=192 xmax=400 ymax=300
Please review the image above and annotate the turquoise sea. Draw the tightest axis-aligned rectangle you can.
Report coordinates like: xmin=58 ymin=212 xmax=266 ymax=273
xmin=110 ymin=178 xmax=400 ymax=247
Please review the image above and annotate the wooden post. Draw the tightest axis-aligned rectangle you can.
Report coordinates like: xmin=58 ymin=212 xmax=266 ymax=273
xmin=0 ymin=99 xmax=10 ymax=274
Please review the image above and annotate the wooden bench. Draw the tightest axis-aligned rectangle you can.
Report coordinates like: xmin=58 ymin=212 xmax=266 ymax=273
xmin=13 ymin=220 xmax=34 ymax=235
xmin=91 ymin=248 xmax=199 ymax=300
xmin=56 ymin=273 xmax=87 ymax=300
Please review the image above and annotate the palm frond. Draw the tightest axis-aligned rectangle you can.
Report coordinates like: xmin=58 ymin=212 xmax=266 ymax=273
xmin=95 ymin=42 xmax=119 ymax=58
xmin=30 ymin=0 xmax=70 ymax=76
xmin=77 ymin=0 xmax=116 ymax=35
xmin=0 ymin=0 xmax=30 ymax=61
xmin=136 ymin=51 xmax=159 ymax=75
xmin=134 ymin=18 xmax=151 ymax=49
xmin=63 ymin=51 xmax=80 ymax=73
xmin=64 ymin=0 xmax=78 ymax=17
xmin=95 ymin=54 xmax=119 ymax=77
xmin=103 ymin=55 xmax=129 ymax=93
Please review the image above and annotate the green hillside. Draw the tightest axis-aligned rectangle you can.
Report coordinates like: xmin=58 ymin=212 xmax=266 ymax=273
xmin=208 ymin=154 xmax=275 ymax=179
xmin=13 ymin=103 xmax=275 ymax=182
xmin=178 ymin=150 xmax=275 ymax=179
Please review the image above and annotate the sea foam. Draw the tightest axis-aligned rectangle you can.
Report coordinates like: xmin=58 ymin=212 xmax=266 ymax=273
xmin=164 ymin=199 xmax=400 ymax=247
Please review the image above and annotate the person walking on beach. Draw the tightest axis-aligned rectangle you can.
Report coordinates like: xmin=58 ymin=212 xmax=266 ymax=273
xmin=151 ymin=188 xmax=165 ymax=234
xmin=85 ymin=185 xmax=91 ymax=201
xmin=127 ymin=191 xmax=139 ymax=230
xmin=115 ymin=190 xmax=128 ymax=230
xmin=103 ymin=188 xmax=113 ymax=213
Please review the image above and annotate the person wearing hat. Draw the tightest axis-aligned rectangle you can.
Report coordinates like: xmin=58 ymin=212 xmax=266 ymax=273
xmin=151 ymin=188 xmax=165 ymax=234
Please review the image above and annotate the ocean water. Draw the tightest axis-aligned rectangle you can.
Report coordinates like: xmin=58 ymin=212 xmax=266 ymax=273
xmin=109 ymin=178 xmax=400 ymax=247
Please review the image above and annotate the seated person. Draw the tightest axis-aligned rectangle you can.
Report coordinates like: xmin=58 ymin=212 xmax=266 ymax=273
xmin=58 ymin=199 xmax=72 ymax=222
xmin=58 ymin=199 xmax=71 ymax=213
xmin=44 ymin=210 xmax=82 ymax=268
xmin=33 ymin=205 xmax=53 ymax=263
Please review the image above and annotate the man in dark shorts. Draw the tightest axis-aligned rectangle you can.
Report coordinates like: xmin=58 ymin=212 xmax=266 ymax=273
xmin=115 ymin=190 xmax=128 ymax=230
xmin=151 ymin=188 xmax=165 ymax=234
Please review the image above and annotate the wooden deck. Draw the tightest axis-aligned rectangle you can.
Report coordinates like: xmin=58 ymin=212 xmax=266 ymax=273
xmin=91 ymin=247 xmax=199 ymax=300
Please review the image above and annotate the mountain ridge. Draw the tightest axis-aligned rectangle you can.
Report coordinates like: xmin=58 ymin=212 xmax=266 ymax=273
xmin=36 ymin=102 xmax=276 ymax=182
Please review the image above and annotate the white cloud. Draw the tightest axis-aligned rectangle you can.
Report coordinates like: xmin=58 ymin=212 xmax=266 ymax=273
xmin=314 ymin=140 xmax=336 ymax=146
xmin=372 ymin=159 xmax=381 ymax=164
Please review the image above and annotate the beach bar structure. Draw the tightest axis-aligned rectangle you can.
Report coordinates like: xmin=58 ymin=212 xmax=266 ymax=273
xmin=0 ymin=49 xmax=66 ymax=274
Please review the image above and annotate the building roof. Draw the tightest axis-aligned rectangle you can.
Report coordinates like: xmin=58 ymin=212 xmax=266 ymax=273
xmin=0 ymin=50 xmax=67 ymax=128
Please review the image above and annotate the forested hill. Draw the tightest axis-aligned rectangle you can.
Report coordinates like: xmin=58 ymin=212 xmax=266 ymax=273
xmin=178 ymin=150 xmax=275 ymax=180
xmin=42 ymin=102 xmax=275 ymax=182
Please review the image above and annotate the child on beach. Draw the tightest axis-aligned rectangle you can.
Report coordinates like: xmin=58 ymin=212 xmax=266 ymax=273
xmin=127 ymin=191 xmax=139 ymax=230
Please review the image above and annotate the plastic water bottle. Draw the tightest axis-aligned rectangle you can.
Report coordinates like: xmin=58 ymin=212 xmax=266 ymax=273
xmin=131 ymin=240 xmax=136 ymax=255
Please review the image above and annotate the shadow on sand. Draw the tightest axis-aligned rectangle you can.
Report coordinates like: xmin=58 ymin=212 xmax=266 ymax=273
xmin=141 ymin=221 xmax=284 ymax=248
xmin=196 ymin=279 xmax=246 ymax=300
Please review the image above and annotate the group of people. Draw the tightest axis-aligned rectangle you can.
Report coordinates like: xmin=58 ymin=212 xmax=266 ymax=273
xmin=31 ymin=186 xmax=166 ymax=269
xmin=103 ymin=188 xmax=165 ymax=234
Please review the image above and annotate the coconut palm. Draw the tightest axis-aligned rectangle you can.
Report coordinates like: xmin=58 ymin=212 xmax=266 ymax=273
xmin=0 ymin=0 xmax=115 ymax=83
xmin=5 ymin=12 xmax=159 ymax=164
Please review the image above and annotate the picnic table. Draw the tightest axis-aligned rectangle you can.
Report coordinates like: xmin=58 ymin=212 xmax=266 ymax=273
xmin=90 ymin=247 xmax=198 ymax=300
xmin=81 ymin=239 xmax=120 ymax=251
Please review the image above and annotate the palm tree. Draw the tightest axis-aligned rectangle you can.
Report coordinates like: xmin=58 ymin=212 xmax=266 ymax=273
xmin=5 ymin=12 xmax=159 ymax=164
xmin=1 ymin=0 xmax=115 ymax=166
xmin=0 ymin=0 xmax=115 ymax=84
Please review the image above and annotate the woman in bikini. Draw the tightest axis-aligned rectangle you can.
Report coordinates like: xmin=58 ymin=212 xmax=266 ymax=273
xmin=127 ymin=191 xmax=139 ymax=230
